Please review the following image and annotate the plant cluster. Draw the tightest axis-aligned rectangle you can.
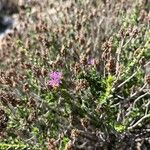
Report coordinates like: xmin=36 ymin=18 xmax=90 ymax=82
xmin=0 ymin=0 xmax=150 ymax=149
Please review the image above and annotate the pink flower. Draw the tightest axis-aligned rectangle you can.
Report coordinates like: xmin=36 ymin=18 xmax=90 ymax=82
xmin=49 ymin=71 xmax=62 ymax=80
xmin=49 ymin=79 xmax=62 ymax=87
xmin=48 ymin=71 xmax=62 ymax=88
xmin=88 ymin=58 xmax=96 ymax=65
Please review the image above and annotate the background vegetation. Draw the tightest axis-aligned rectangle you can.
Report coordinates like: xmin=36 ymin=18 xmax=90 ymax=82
xmin=0 ymin=0 xmax=150 ymax=149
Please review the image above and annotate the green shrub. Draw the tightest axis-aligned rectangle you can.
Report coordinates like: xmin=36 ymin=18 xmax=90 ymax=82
xmin=0 ymin=0 xmax=150 ymax=149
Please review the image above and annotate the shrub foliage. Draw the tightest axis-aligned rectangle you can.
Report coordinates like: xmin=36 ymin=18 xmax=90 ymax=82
xmin=0 ymin=0 xmax=150 ymax=149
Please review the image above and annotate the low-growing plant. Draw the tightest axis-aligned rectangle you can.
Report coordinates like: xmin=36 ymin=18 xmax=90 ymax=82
xmin=0 ymin=0 xmax=150 ymax=149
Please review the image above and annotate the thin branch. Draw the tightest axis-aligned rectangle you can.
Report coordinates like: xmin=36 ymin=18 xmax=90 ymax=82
xmin=116 ymin=39 xmax=124 ymax=76
xmin=133 ymin=92 xmax=149 ymax=107
xmin=128 ymin=114 xmax=150 ymax=130
xmin=145 ymin=100 xmax=150 ymax=115
xmin=93 ymin=17 xmax=104 ymax=52
xmin=128 ymin=83 xmax=147 ymax=101
xmin=117 ymin=71 xmax=138 ymax=88
xmin=125 ymin=92 xmax=149 ymax=118
xmin=122 ymin=36 xmax=133 ymax=48
xmin=117 ymin=104 xmax=122 ymax=122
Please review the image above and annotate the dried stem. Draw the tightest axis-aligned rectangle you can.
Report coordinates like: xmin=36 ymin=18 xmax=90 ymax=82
xmin=128 ymin=114 xmax=150 ymax=130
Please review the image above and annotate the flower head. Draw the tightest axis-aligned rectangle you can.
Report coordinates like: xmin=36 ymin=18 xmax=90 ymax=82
xmin=88 ymin=58 xmax=96 ymax=65
xmin=48 ymin=71 xmax=62 ymax=88
xmin=49 ymin=71 xmax=62 ymax=80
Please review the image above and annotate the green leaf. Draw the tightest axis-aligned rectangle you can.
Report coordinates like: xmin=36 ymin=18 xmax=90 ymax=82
xmin=114 ymin=124 xmax=126 ymax=132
